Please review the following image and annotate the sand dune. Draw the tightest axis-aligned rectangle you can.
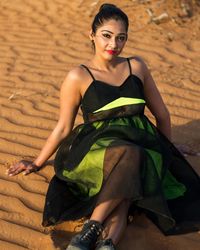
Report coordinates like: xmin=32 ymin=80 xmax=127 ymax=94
xmin=0 ymin=0 xmax=199 ymax=249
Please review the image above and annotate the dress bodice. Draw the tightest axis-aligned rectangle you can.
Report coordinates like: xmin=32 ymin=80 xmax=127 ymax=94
xmin=79 ymin=58 xmax=146 ymax=123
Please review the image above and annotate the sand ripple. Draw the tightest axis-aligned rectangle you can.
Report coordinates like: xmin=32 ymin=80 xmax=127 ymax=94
xmin=0 ymin=0 xmax=199 ymax=249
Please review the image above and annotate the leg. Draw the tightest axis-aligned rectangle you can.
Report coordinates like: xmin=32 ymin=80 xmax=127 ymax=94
xmin=94 ymin=200 xmax=131 ymax=249
xmin=90 ymin=145 xmax=141 ymax=224
xmin=102 ymin=199 xmax=131 ymax=245
xmin=90 ymin=198 xmax=123 ymax=223
xmin=67 ymin=145 xmax=141 ymax=249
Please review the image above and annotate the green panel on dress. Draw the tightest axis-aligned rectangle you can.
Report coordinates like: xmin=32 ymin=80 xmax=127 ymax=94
xmin=130 ymin=116 xmax=155 ymax=135
xmin=146 ymin=149 xmax=186 ymax=199
xmin=129 ymin=116 xmax=186 ymax=199
xmin=63 ymin=137 xmax=115 ymax=197
xmin=93 ymin=97 xmax=145 ymax=113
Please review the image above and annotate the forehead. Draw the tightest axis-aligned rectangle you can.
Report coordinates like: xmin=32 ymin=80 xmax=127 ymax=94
xmin=97 ymin=19 xmax=126 ymax=33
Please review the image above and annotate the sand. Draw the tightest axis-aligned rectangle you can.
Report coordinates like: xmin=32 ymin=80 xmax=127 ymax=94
xmin=0 ymin=0 xmax=199 ymax=249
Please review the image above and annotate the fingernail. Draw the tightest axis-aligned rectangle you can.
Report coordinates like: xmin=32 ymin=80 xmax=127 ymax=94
xmin=8 ymin=174 xmax=13 ymax=176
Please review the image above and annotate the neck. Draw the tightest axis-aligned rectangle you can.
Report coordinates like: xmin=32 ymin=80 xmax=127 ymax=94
xmin=91 ymin=54 xmax=120 ymax=72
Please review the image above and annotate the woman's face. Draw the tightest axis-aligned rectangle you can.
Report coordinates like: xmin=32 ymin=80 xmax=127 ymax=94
xmin=90 ymin=19 xmax=128 ymax=59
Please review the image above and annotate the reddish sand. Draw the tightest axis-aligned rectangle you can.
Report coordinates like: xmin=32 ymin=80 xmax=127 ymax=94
xmin=0 ymin=0 xmax=199 ymax=249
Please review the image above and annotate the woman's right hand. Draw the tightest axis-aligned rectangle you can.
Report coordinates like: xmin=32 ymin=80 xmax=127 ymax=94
xmin=6 ymin=160 xmax=41 ymax=176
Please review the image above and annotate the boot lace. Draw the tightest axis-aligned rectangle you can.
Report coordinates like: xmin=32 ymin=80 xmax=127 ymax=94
xmin=80 ymin=222 xmax=102 ymax=242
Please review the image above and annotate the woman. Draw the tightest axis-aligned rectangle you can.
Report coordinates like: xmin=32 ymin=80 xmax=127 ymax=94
xmin=7 ymin=3 xmax=200 ymax=250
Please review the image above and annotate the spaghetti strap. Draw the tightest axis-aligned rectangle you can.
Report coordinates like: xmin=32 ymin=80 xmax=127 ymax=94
xmin=127 ymin=58 xmax=132 ymax=75
xmin=80 ymin=64 xmax=95 ymax=81
xmin=81 ymin=59 xmax=131 ymax=81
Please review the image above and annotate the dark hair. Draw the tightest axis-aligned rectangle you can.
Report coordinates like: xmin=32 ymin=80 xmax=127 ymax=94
xmin=91 ymin=3 xmax=129 ymax=51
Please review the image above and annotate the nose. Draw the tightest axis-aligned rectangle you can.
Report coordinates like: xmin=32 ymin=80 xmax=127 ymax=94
xmin=109 ymin=37 xmax=118 ymax=49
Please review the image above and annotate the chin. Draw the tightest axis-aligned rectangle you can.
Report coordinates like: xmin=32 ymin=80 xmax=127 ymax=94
xmin=105 ymin=55 xmax=117 ymax=61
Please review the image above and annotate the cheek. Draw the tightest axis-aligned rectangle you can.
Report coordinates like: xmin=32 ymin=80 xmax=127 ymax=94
xmin=117 ymin=42 xmax=125 ymax=49
xmin=96 ymin=39 xmax=108 ymax=48
xmin=120 ymin=40 xmax=127 ymax=48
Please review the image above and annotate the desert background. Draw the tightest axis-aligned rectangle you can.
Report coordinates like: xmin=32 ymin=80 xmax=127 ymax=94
xmin=0 ymin=0 xmax=199 ymax=249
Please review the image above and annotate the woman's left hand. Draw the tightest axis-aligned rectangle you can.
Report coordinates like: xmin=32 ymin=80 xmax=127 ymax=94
xmin=175 ymin=144 xmax=200 ymax=157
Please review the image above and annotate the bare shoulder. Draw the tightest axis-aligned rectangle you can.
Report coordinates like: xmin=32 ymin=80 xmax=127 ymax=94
xmin=61 ymin=65 xmax=89 ymax=91
xmin=128 ymin=55 xmax=148 ymax=71
xmin=64 ymin=66 xmax=86 ymax=84
xmin=128 ymin=55 xmax=149 ymax=85
xmin=129 ymin=55 xmax=144 ymax=63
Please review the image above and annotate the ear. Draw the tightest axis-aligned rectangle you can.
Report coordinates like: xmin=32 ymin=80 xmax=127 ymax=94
xmin=89 ymin=29 xmax=94 ymax=40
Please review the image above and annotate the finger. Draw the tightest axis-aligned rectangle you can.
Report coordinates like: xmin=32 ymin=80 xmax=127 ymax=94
xmin=6 ymin=164 xmax=19 ymax=174
xmin=23 ymin=165 xmax=36 ymax=175
xmin=7 ymin=162 xmax=26 ymax=176
xmin=8 ymin=166 xmax=25 ymax=176
xmin=182 ymin=149 xmax=196 ymax=156
xmin=6 ymin=165 xmax=20 ymax=175
xmin=24 ymin=163 xmax=41 ymax=175
xmin=23 ymin=169 xmax=32 ymax=175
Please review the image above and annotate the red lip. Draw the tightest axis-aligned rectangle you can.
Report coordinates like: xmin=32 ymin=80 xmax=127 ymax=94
xmin=106 ymin=50 xmax=117 ymax=55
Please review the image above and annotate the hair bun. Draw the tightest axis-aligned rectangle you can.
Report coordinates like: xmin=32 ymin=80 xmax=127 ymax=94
xmin=99 ymin=3 xmax=117 ymax=12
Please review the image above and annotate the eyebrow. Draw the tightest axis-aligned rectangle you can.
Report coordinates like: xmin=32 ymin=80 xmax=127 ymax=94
xmin=101 ymin=30 xmax=126 ymax=35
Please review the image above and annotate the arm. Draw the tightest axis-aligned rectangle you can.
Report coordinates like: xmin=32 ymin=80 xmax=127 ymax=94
xmin=140 ymin=58 xmax=171 ymax=141
xmin=33 ymin=68 xmax=82 ymax=167
xmin=7 ymin=67 xmax=82 ymax=176
xmin=130 ymin=57 xmax=199 ymax=156
xmin=137 ymin=58 xmax=198 ymax=156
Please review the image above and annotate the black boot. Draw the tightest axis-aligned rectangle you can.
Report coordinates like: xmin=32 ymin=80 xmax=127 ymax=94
xmin=66 ymin=219 xmax=104 ymax=250
xmin=95 ymin=238 xmax=116 ymax=250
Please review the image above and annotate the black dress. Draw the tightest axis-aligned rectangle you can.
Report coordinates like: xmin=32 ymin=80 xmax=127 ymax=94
xmin=42 ymin=57 xmax=200 ymax=235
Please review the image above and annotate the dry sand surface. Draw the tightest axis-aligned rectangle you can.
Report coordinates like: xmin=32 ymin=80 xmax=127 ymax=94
xmin=0 ymin=0 xmax=200 ymax=249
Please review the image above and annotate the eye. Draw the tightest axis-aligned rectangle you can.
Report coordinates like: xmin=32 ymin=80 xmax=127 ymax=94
xmin=102 ymin=34 xmax=111 ymax=38
xmin=118 ymin=36 xmax=126 ymax=42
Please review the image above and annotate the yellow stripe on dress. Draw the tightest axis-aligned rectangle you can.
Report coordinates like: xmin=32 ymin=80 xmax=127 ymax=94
xmin=93 ymin=97 xmax=145 ymax=113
